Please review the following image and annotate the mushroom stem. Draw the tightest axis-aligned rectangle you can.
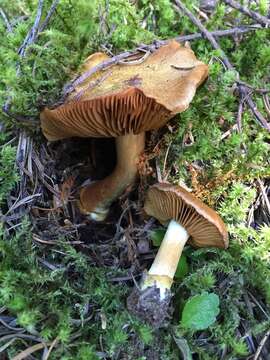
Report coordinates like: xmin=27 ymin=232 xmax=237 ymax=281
xmin=141 ymin=220 xmax=189 ymax=299
xmin=79 ymin=132 xmax=145 ymax=221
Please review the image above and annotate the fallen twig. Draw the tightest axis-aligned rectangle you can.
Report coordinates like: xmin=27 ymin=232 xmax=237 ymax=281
xmin=263 ymin=94 xmax=270 ymax=117
xmin=2 ymin=1 xmax=60 ymax=227
xmin=37 ymin=257 xmax=64 ymax=271
xmin=33 ymin=234 xmax=83 ymax=245
xmin=0 ymin=7 xmax=13 ymax=32
xmin=3 ymin=0 xmax=59 ymax=114
xmin=108 ymin=274 xmax=139 ymax=282
xmin=118 ymin=49 xmax=151 ymax=65
xmin=42 ymin=337 xmax=58 ymax=360
xmin=174 ymin=24 xmax=262 ymax=40
xmin=5 ymin=194 xmax=41 ymax=216
xmin=0 ymin=318 xmax=23 ymax=332
xmin=257 ymin=179 xmax=270 ymax=216
xmin=38 ymin=0 xmax=60 ymax=33
xmin=155 ymin=158 xmax=163 ymax=183
xmin=236 ymin=100 xmax=243 ymax=132
xmin=253 ymin=330 xmax=270 ymax=360
xmin=237 ymin=80 xmax=270 ymax=95
xmin=173 ymin=0 xmax=270 ymax=132
xmin=162 ymin=141 xmax=172 ymax=178
xmin=18 ymin=0 xmax=44 ymax=57
xmin=11 ymin=341 xmax=52 ymax=360
xmin=248 ymin=291 xmax=270 ymax=320
xmin=0 ymin=333 xmax=44 ymax=343
xmin=113 ymin=203 xmax=133 ymax=242
xmin=224 ymin=0 xmax=270 ymax=28
xmin=220 ymin=124 xmax=238 ymax=139
xmin=173 ymin=1 xmax=233 ymax=70
xmin=242 ymin=86 xmax=270 ymax=130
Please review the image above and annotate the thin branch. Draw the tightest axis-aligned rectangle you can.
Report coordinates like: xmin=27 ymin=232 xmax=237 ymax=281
xmin=263 ymin=94 xmax=270 ymax=117
xmin=173 ymin=0 xmax=270 ymax=132
xmin=236 ymin=99 xmax=243 ymax=132
xmin=237 ymin=80 xmax=270 ymax=94
xmin=3 ymin=0 xmax=60 ymax=119
xmin=12 ymin=342 xmax=51 ymax=360
xmin=257 ymin=179 xmax=270 ymax=216
xmin=172 ymin=24 xmax=262 ymax=41
xmin=2 ymin=107 xmax=36 ymax=123
xmin=2 ymin=3 xmax=54 ymax=225
xmin=3 ymin=0 xmax=44 ymax=115
xmin=173 ymin=0 xmax=234 ymax=70
xmin=253 ymin=329 xmax=270 ymax=360
xmin=238 ymin=84 xmax=270 ymax=131
xmin=42 ymin=337 xmax=58 ymax=360
xmin=0 ymin=7 xmax=13 ymax=32
xmin=224 ymin=0 xmax=270 ymax=28
xmin=38 ymin=0 xmax=60 ymax=33
xmin=18 ymin=0 xmax=44 ymax=57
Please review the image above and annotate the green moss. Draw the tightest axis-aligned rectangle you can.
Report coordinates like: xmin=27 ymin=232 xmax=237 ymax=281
xmin=1 ymin=0 xmax=269 ymax=359
xmin=0 ymin=142 xmax=19 ymax=205
xmin=138 ymin=0 xmax=180 ymax=37
xmin=0 ymin=0 xmax=153 ymax=127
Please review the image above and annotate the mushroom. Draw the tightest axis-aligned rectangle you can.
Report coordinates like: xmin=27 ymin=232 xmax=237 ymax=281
xmin=40 ymin=41 xmax=208 ymax=221
xmin=127 ymin=183 xmax=228 ymax=328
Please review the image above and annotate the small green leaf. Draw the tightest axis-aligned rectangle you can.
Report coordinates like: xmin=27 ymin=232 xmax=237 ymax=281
xmin=175 ymin=254 xmax=189 ymax=279
xmin=181 ymin=292 xmax=220 ymax=331
xmin=150 ymin=228 xmax=166 ymax=247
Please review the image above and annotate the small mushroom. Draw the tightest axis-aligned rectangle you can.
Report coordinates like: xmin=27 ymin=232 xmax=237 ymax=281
xmin=41 ymin=41 xmax=208 ymax=220
xmin=127 ymin=183 xmax=228 ymax=328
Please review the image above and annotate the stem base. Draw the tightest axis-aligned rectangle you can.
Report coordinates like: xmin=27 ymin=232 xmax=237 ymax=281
xmin=127 ymin=281 xmax=172 ymax=329
xmin=141 ymin=273 xmax=173 ymax=300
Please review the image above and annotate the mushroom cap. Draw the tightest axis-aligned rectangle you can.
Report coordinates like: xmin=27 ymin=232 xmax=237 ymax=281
xmin=41 ymin=41 xmax=208 ymax=141
xmin=144 ymin=183 xmax=228 ymax=249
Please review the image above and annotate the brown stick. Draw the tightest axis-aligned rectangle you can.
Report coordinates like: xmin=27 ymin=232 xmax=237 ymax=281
xmin=172 ymin=4 xmax=241 ymax=80
xmin=0 ymin=7 xmax=12 ymax=32
xmin=253 ymin=329 xmax=270 ymax=360
xmin=236 ymin=99 xmax=243 ymax=132
xmin=173 ymin=0 xmax=233 ymax=70
xmin=12 ymin=341 xmax=55 ymax=360
xmin=18 ymin=0 xmax=44 ymax=57
xmin=173 ymin=0 xmax=270 ymax=132
xmin=241 ymin=85 xmax=270 ymax=130
xmin=2 ymin=0 xmax=61 ymax=227
xmin=3 ymin=0 xmax=59 ymax=117
xmin=38 ymin=0 xmax=60 ymax=33
xmin=224 ymin=0 xmax=270 ymax=28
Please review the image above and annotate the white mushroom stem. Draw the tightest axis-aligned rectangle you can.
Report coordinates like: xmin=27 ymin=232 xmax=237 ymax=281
xmin=141 ymin=220 xmax=189 ymax=299
xmin=149 ymin=220 xmax=189 ymax=278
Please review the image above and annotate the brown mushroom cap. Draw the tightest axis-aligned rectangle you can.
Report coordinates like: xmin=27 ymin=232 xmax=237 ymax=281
xmin=144 ymin=183 xmax=228 ymax=249
xmin=41 ymin=41 xmax=208 ymax=141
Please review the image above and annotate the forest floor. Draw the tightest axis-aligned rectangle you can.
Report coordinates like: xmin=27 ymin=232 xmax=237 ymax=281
xmin=0 ymin=1 xmax=270 ymax=359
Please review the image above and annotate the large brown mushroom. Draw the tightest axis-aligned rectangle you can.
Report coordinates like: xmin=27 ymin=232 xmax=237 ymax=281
xmin=41 ymin=41 xmax=208 ymax=220
xmin=127 ymin=183 xmax=228 ymax=327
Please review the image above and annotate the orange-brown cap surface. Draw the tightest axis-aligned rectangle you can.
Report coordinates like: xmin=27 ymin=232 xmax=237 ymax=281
xmin=41 ymin=41 xmax=208 ymax=141
xmin=144 ymin=183 xmax=228 ymax=249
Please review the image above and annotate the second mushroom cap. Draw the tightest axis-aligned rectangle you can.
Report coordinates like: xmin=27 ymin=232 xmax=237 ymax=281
xmin=144 ymin=183 xmax=228 ymax=249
